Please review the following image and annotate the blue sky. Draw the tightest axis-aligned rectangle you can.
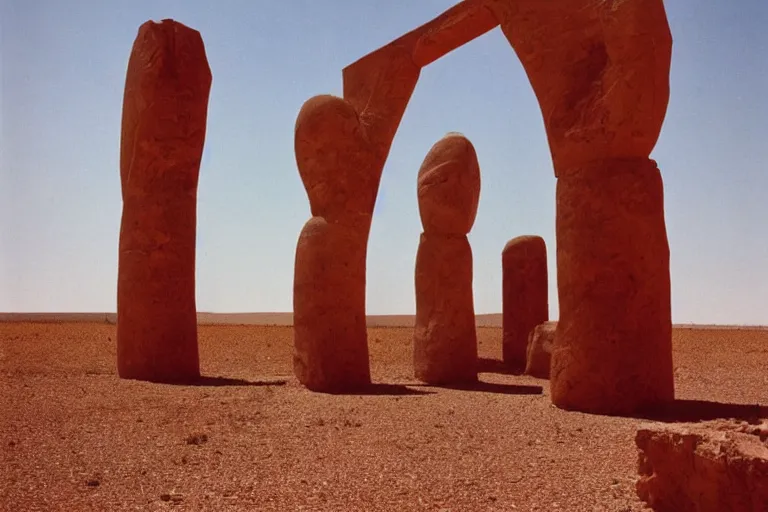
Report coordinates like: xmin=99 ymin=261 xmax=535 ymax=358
xmin=1 ymin=1 xmax=767 ymax=324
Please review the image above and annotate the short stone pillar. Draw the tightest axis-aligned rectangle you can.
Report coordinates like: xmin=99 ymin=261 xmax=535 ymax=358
xmin=413 ymin=133 xmax=480 ymax=385
xmin=524 ymin=321 xmax=556 ymax=379
xmin=501 ymin=235 xmax=548 ymax=371
xmin=117 ymin=19 xmax=212 ymax=383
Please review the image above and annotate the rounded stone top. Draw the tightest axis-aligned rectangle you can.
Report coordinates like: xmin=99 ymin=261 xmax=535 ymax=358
xmin=503 ymin=235 xmax=546 ymax=253
xmin=502 ymin=235 xmax=547 ymax=261
xmin=294 ymin=95 xmax=376 ymax=224
xmin=417 ymin=133 xmax=480 ymax=235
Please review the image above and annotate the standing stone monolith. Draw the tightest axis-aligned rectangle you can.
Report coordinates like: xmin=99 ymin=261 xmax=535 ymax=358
xmin=117 ymin=19 xmax=211 ymax=383
xmin=501 ymin=235 xmax=548 ymax=371
xmin=292 ymin=95 xmax=378 ymax=392
xmin=413 ymin=133 xmax=480 ymax=385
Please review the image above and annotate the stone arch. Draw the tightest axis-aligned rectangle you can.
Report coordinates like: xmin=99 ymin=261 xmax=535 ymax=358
xmin=293 ymin=0 xmax=674 ymax=415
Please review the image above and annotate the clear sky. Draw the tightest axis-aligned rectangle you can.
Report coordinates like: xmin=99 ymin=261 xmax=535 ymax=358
xmin=1 ymin=1 xmax=767 ymax=324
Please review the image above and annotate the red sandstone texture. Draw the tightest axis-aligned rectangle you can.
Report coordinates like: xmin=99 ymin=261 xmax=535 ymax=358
xmin=2 ymin=322 xmax=767 ymax=511
xmin=525 ymin=321 xmax=556 ymax=379
xmin=294 ymin=0 xmax=675 ymax=413
xmin=117 ymin=19 xmax=212 ymax=384
xmin=502 ymin=236 xmax=548 ymax=370
xmin=292 ymin=96 xmax=374 ymax=391
xmin=488 ymin=0 xmax=675 ymax=415
xmin=553 ymin=159 xmax=674 ymax=415
xmin=413 ymin=134 xmax=480 ymax=384
xmin=636 ymin=420 xmax=768 ymax=511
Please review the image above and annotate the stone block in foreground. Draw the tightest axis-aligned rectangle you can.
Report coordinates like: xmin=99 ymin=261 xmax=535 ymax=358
xmin=636 ymin=420 xmax=768 ymax=512
xmin=524 ymin=321 xmax=556 ymax=379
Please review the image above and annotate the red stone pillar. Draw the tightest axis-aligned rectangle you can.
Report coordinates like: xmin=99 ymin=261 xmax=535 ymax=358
xmin=551 ymin=158 xmax=674 ymax=414
xmin=413 ymin=133 xmax=480 ymax=385
xmin=488 ymin=0 xmax=675 ymax=414
xmin=117 ymin=20 xmax=211 ymax=383
xmin=292 ymin=96 xmax=374 ymax=392
xmin=501 ymin=236 xmax=548 ymax=371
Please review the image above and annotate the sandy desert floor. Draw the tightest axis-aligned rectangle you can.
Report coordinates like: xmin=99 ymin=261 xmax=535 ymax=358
xmin=1 ymin=323 xmax=766 ymax=512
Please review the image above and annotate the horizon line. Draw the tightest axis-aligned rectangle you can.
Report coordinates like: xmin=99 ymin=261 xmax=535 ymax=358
xmin=0 ymin=312 xmax=766 ymax=330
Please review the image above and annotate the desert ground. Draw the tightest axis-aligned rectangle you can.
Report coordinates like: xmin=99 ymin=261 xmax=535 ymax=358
xmin=1 ymin=322 xmax=766 ymax=511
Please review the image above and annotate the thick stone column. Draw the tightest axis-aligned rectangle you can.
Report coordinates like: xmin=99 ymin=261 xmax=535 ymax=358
xmin=413 ymin=133 xmax=480 ymax=385
xmin=489 ymin=0 xmax=675 ymax=414
xmin=502 ymin=235 xmax=548 ymax=371
xmin=552 ymin=158 xmax=673 ymax=414
xmin=117 ymin=19 xmax=211 ymax=383
xmin=292 ymin=96 xmax=375 ymax=392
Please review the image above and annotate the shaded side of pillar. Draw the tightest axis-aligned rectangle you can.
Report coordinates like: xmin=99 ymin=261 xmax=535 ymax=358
xmin=501 ymin=235 xmax=548 ymax=371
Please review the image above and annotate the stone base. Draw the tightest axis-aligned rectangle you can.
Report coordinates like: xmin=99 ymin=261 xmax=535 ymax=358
xmin=524 ymin=321 xmax=557 ymax=379
xmin=293 ymin=217 xmax=371 ymax=392
xmin=413 ymin=234 xmax=477 ymax=385
xmin=636 ymin=420 xmax=768 ymax=512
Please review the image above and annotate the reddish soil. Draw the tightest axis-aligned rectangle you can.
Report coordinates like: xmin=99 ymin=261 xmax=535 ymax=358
xmin=1 ymin=323 xmax=766 ymax=511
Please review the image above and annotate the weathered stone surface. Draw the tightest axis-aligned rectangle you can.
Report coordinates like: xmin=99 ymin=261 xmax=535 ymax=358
xmin=488 ymin=0 xmax=672 ymax=176
xmin=417 ymin=133 xmax=480 ymax=236
xmin=636 ymin=420 xmax=768 ymax=512
xmin=292 ymin=96 xmax=375 ymax=392
xmin=552 ymin=158 xmax=673 ymax=415
xmin=293 ymin=217 xmax=370 ymax=391
xmin=524 ymin=321 xmax=556 ymax=379
xmin=414 ymin=134 xmax=479 ymax=385
xmin=294 ymin=95 xmax=378 ymax=228
xmin=502 ymin=236 xmax=548 ymax=370
xmin=117 ymin=19 xmax=211 ymax=383
xmin=414 ymin=235 xmax=477 ymax=384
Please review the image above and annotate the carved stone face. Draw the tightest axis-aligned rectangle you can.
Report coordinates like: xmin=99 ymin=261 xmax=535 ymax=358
xmin=417 ymin=133 xmax=481 ymax=236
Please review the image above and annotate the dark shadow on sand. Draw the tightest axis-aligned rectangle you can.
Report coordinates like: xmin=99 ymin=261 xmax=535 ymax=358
xmin=477 ymin=357 xmax=524 ymax=376
xmin=631 ymin=399 xmax=768 ymax=424
xmin=325 ymin=383 xmax=435 ymax=396
xmin=188 ymin=376 xmax=288 ymax=387
xmin=417 ymin=380 xmax=543 ymax=396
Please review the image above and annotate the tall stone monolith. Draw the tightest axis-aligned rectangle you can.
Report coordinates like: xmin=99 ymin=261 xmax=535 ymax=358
xmin=292 ymin=96 xmax=375 ymax=392
xmin=502 ymin=235 xmax=548 ymax=371
xmin=117 ymin=19 xmax=212 ymax=383
xmin=413 ymin=133 xmax=480 ymax=385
